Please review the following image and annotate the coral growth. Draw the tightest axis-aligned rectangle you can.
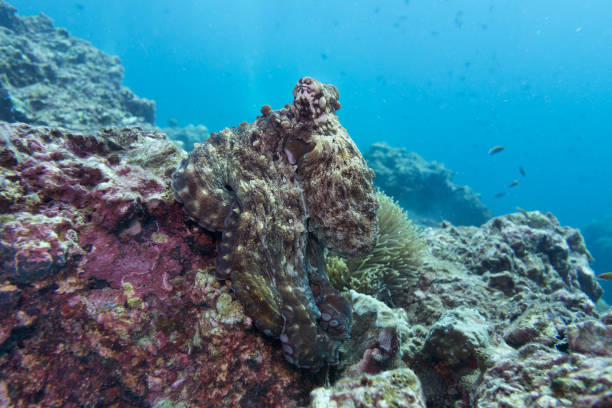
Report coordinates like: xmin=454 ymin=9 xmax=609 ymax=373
xmin=327 ymin=191 xmax=425 ymax=306
xmin=172 ymin=77 xmax=378 ymax=370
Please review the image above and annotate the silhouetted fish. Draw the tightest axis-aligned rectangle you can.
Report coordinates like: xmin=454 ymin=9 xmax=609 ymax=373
xmin=520 ymin=166 xmax=526 ymax=176
xmin=454 ymin=11 xmax=464 ymax=28
xmin=488 ymin=145 xmax=505 ymax=155
xmin=508 ymin=180 xmax=519 ymax=187
xmin=495 ymin=192 xmax=506 ymax=198
xmin=516 ymin=207 xmax=529 ymax=217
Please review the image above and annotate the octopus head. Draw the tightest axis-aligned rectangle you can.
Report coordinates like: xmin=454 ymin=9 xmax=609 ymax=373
xmin=292 ymin=77 xmax=341 ymax=120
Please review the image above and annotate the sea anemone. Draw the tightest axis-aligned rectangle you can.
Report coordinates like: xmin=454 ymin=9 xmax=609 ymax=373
xmin=327 ymin=190 xmax=426 ymax=307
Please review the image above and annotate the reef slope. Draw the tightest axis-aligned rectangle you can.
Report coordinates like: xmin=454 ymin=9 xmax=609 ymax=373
xmin=0 ymin=0 xmax=155 ymax=130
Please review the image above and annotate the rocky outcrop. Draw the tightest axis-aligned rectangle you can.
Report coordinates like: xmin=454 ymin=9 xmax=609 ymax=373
xmin=365 ymin=142 xmax=492 ymax=226
xmin=312 ymin=211 xmax=607 ymax=408
xmin=0 ymin=1 xmax=155 ymax=130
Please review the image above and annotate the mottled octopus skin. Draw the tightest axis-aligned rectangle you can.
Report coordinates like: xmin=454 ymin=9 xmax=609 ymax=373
xmin=172 ymin=77 xmax=378 ymax=371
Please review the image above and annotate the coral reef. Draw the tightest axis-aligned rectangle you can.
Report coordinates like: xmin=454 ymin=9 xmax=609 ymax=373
xmin=327 ymin=190 xmax=426 ymax=307
xmin=0 ymin=123 xmax=312 ymax=407
xmin=364 ymin=142 xmax=492 ymax=226
xmin=172 ymin=77 xmax=378 ymax=370
xmin=0 ymin=14 xmax=608 ymax=402
xmin=1 ymin=120 xmax=609 ymax=407
xmin=0 ymin=1 xmax=155 ymax=130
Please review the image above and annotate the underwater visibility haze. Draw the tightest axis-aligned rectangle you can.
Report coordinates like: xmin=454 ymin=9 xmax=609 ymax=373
xmin=1 ymin=0 xmax=612 ymax=406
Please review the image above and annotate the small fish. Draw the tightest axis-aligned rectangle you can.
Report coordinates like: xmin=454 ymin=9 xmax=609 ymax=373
xmin=516 ymin=206 xmax=529 ymax=217
xmin=520 ymin=166 xmax=526 ymax=176
xmin=494 ymin=192 xmax=506 ymax=198
xmin=596 ymin=272 xmax=612 ymax=280
xmin=508 ymin=180 xmax=519 ymax=187
xmin=488 ymin=145 xmax=505 ymax=155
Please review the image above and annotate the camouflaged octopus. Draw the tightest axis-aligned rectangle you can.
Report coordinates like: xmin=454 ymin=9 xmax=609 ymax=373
xmin=172 ymin=77 xmax=378 ymax=371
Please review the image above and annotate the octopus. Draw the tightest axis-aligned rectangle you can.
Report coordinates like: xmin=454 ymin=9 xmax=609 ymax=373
xmin=172 ymin=77 xmax=378 ymax=371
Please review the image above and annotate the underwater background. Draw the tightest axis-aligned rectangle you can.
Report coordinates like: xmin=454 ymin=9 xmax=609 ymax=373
xmin=3 ymin=1 xmax=612 ymax=405
xmin=9 ymin=0 xmax=611 ymax=296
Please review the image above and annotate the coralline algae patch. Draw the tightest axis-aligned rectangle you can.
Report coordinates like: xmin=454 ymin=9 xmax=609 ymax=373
xmin=172 ymin=77 xmax=378 ymax=371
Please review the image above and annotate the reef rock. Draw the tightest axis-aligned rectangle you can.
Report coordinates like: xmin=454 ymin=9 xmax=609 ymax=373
xmin=310 ymin=368 xmax=426 ymax=408
xmin=0 ymin=1 xmax=155 ymax=130
xmin=403 ymin=211 xmax=605 ymax=407
xmin=172 ymin=77 xmax=378 ymax=371
xmin=364 ymin=142 xmax=491 ymax=226
xmin=314 ymin=210 xmax=607 ymax=408
xmin=0 ymin=123 xmax=313 ymax=407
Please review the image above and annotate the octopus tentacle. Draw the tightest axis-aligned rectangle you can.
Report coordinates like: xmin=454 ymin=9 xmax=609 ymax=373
xmin=172 ymin=77 xmax=377 ymax=371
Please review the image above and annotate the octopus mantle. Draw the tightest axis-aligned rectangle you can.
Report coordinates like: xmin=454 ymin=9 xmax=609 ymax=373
xmin=172 ymin=77 xmax=378 ymax=370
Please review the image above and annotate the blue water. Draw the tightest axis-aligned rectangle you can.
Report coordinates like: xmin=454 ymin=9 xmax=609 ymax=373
xmin=11 ymin=1 xmax=612 ymax=297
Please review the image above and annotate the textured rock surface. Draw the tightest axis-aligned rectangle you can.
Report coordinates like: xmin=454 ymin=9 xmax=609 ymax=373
xmin=423 ymin=307 xmax=492 ymax=366
xmin=310 ymin=368 xmax=426 ymax=408
xmin=314 ymin=210 xmax=607 ymax=408
xmin=365 ymin=142 xmax=492 ymax=226
xmin=0 ymin=1 xmax=155 ymax=130
xmin=172 ymin=77 xmax=378 ymax=371
xmin=0 ymin=123 xmax=312 ymax=407
xmin=474 ymin=343 xmax=612 ymax=407
xmin=337 ymin=290 xmax=424 ymax=378
xmin=402 ymin=212 xmax=605 ymax=407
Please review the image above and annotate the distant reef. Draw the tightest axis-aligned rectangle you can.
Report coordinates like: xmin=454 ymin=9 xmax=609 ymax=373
xmin=365 ymin=142 xmax=492 ymax=226
xmin=0 ymin=0 xmax=155 ymax=130
xmin=162 ymin=122 xmax=210 ymax=151
xmin=582 ymin=215 xmax=612 ymax=274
